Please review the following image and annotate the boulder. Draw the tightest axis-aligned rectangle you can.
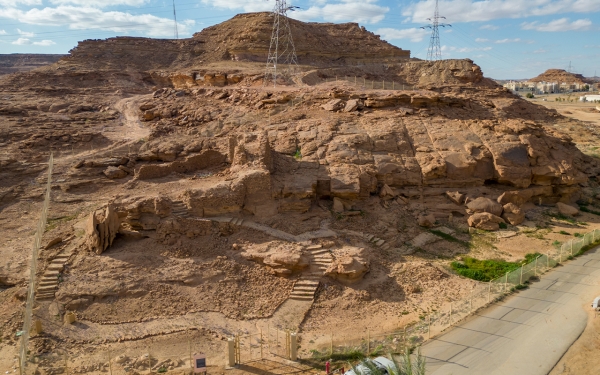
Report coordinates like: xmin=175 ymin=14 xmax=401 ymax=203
xmin=103 ymin=166 xmax=128 ymax=179
xmin=466 ymin=197 xmax=503 ymax=217
xmin=326 ymin=246 xmax=369 ymax=283
xmin=333 ymin=197 xmax=345 ymax=213
xmin=343 ymin=99 xmax=360 ymax=112
xmin=497 ymin=190 xmax=532 ymax=206
xmin=417 ymin=214 xmax=436 ymax=228
xmin=241 ymin=242 xmax=309 ymax=276
xmin=556 ymin=202 xmax=579 ymax=216
xmin=321 ymin=99 xmax=344 ymax=111
xmin=446 ymin=191 xmax=465 ymax=205
xmin=468 ymin=212 xmax=505 ymax=231
xmin=379 ymin=184 xmax=396 ymax=200
xmin=501 ymin=203 xmax=525 ymax=225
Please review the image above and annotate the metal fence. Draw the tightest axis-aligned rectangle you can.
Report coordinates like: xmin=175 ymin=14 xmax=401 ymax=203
xmin=323 ymin=76 xmax=416 ymax=91
xmin=19 ymin=153 xmax=54 ymax=374
xmin=298 ymin=228 xmax=600 ymax=361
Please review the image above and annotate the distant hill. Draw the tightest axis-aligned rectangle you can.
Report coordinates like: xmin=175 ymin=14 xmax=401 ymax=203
xmin=0 ymin=54 xmax=65 ymax=75
xmin=530 ymin=69 xmax=594 ymax=84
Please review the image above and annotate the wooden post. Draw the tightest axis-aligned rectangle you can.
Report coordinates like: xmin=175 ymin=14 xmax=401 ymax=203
xmin=571 ymin=241 xmax=573 ymax=255
xmin=520 ymin=266 xmax=523 ymax=285
xmin=428 ymin=315 xmax=431 ymax=339
xmin=504 ymin=272 xmax=508 ymax=292
xmin=330 ymin=332 xmax=333 ymax=356
xmin=188 ymin=330 xmax=192 ymax=370
xmin=488 ymin=281 xmax=491 ymax=303
xmin=107 ymin=349 xmax=113 ymax=375
xmin=470 ymin=287 xmax=473 ymax=312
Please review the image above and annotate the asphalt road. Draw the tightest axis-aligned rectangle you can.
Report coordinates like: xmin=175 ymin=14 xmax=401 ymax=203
xmin=421 ymin=248 xmax=600 ymax=375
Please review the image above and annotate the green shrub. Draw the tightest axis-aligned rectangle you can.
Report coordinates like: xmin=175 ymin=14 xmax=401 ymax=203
xmin=559 ymin=230 xmax=570 ymax=235
xmin=451 ymin=253 xmax=540 ymax=282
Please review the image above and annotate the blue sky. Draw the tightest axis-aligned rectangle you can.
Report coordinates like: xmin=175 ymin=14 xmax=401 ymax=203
xmin=0 ymin=0 xmax=599 ymax=79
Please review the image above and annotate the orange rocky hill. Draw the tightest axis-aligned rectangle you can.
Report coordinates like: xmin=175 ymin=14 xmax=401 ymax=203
xmin=530 ymin=69 xmax=593 ymax=84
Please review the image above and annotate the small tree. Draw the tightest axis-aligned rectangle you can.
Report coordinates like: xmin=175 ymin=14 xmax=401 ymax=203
xmin=525 ymin=92 xmax=534 ymax=99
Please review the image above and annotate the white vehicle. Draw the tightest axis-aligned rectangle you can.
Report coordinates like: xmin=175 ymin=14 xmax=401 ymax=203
xmin=343 ymin=356 xmax=399 ymax=375
xmin=592 ymin=296 xmax=600 ymax=309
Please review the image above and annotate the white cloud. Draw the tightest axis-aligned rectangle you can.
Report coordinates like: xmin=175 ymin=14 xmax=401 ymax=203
xmin=17 ymin=28 xmax=35 ymax=37
xmin=292 ymin=2 xmax=389 ymax=24
xmin=442 ymin=45 xmax=492 ymax=53
xmin=375 ymin=27 xmax=429 ymax=42
xmin=533 ymin=48 xmax=547 ymax=53
xmin=202 ymin=0 xmax=389 ymax=24
xmin=475 ymin=38 xmax=489 ymax=42
xmin=34 ymin=39 xmax=56 ymax=46
xmin=0 ymin=30 xmax=7 ymax=35
xmin=12 ymin=37 xmax=31 ymax=45
xmin=0 ymin=0 xmax=41 ymax=6
xmin=11 ymin=37 xmax=56 ymax=46
xmin=199 ymin=0 xmax=271 ymax=12
xmin=480 ymin=24 xmax=499 ymax=30
xmin=495 ymin=38 xmax=520 ymax=43
xmin=1 ymin=6 xmax=195 ymax=37
xmin=49 ymin=0 xmax=148 ymax=7
xmin=521 ymin=18 xmax=592 ymax=32
xmin=403 ymin=0 xmax=600 ymax=23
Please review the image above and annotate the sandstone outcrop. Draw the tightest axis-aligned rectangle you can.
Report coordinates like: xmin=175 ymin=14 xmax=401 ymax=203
xmin=468 ymin=212 xmax=506 ymax=231
xmin=241 ymin=242 xmax=309 ymax=276
xmin=85 ymin=205 xmax=121 ymax=254
xmin=556 ymin=202 xmax=579 ymax=216
xmin=326 ymin=246 xmax=369 ymax=283
xmin=466 ymin=197 xmax=503 ymax=217
xmin=501 ymin=203 xmax=525 ymax=225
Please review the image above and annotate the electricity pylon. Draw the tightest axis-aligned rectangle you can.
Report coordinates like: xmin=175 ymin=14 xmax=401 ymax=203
xmin=264 ymin=0 xmax=299 ymax=87
xmin=421 ymin=0 xmax=451 ymax=61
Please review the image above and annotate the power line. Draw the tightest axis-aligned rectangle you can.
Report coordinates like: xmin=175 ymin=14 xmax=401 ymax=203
xmin=264 ymin=0 xmax=299 ymax=87
xmin=173 ymin=0 xmax=179 ymax=39
xmin=420 ymin=0 xmax=451 ymax=61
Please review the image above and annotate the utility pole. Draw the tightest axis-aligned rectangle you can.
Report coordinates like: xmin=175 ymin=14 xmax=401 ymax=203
xmin=264 ymin=0 xmax=299 ymax=87
xmin=421 ymin=0 xmax=451 ymax=61
xmin=172 ymin=0 xmax=179 ymax=39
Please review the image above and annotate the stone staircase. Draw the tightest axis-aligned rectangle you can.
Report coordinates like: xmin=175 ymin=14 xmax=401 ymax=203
xmin=290 ymin=245 xmax=333 ymax=301
xmin=36 ymin=253 xmax=71 ymax=301
xmin=171 ymin=201 xmax=190 ymax=218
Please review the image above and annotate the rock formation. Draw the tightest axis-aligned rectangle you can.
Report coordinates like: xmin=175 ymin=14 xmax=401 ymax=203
xmin=85 ymin=205 xmax=121 ymax=254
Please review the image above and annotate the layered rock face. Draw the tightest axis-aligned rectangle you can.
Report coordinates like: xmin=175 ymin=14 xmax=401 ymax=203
xmin=65 ymin=12 xmax=409 ymax=72
xmin=0 ymin=54 xmax=64 ymax=75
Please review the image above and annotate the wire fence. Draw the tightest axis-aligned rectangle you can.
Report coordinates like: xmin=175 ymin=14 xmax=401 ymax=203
xmin=322 ymin=76 xmax=416 ymax=91
xmin=19 ymin=153 xmax=54 ymax=375
xmin=297 ymin=228 xmax=600 ymax=363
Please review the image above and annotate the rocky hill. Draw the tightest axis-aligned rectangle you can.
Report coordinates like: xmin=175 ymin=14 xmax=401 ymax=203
xmin=530 ymin=69 xmax=593 ymax=84
xmin=3 ymin=12 xmax=600 ymax=372
xmin=64 ymin=12 xmax=409 ymax=71
xmin=0 ymin=54 xmax=64 ymax=75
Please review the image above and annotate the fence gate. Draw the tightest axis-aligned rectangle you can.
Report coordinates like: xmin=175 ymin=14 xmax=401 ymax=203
xmin=267 ymin=327 xmax=291 ymax=359
xmin=234 ymin=332 xmax=264 ymax=364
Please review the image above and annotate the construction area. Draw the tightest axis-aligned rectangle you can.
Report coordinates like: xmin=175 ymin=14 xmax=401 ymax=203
xmin=1 ymin=3 xmax=600 ymax=375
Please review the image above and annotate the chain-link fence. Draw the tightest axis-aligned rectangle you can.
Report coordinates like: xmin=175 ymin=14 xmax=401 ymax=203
xmin=322 ymin=76 xmax=416 ymax=91
xmin=298 ymin=228 xmax=600 ymax=363
xmin=19 ymin=153 xmax=54 ymax=375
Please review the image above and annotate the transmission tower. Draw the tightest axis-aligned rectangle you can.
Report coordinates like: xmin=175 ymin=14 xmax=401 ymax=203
xmin=421 ymin=0 xmax=451 ymax=61
xmin=264 ymin=0 xmax=299 ymax=87
xmin=173 ymin=0 xmax=179 ymax=39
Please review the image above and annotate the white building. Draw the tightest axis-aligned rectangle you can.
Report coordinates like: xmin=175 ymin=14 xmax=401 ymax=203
xmin=580 ymin=95 xmax=600 ymax=102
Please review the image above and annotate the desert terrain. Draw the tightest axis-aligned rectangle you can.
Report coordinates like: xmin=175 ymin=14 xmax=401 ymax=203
xmin=1 ymin=11 xmax=600 ymax=375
